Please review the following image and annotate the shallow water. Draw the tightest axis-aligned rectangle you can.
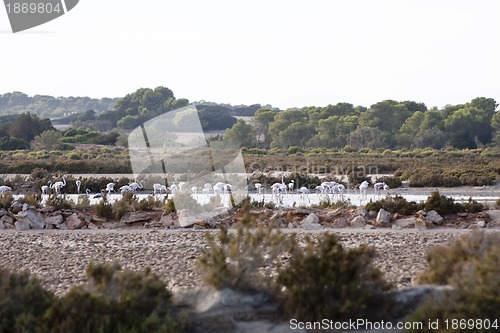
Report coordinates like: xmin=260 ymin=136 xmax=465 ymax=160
xmin=18 ymin=187 xmax=499 ymax=209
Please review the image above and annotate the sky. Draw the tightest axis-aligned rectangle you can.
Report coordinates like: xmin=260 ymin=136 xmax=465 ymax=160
xmin=0 ymin=0 xmax=499 ymax=110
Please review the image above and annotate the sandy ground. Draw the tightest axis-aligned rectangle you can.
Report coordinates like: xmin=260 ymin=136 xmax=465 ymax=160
xmin=1 ymin=227 xmax=496 ymax=296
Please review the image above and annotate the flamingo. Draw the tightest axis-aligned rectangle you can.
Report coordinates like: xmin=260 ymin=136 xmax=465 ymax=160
xmin=254 ymin=183 xmax=263 ymax=194
xmin=359 ymin=181 xmax=369 ymax=200
xmin=374 ymin=182 xmax=389 ymax=199
xmin=288 ymin=180 xmax=295 ymax=193
xmin=331 ymin=184 xmax=345 ymax=201
xmin=93 ymin=189 xmax=106 ymax=199
xmin=178 ymin=182 xmax=186 ymax=191
xmin=120 ymin=185 xmax=132 ymax=194
xmin=298 ymin=186 xmax=311 ymax=203
xmin=41 ymin=181 xmax=52 ymax=195
xmin=105 ymin=182 xmax=115 ymax=194
xmin=129 ymin=180 xmax=145 ymax=192
xmin=76 ymin=180 xmax=82 ymax=194
xmin=51 ymin=175 xmax=67 ymax=194
xmin=0 ymin=185 xmax=12 ymax=194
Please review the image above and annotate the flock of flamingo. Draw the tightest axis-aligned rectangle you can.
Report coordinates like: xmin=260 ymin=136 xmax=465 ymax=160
xmin=0 ymin=175 xmax=390 ymax=204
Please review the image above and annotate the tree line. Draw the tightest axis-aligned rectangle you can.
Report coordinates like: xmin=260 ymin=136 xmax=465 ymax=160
xmin=225 ymin=97 xmax=500 ymax=150
xmin=0 ymin=92 xmax=117 ymax=119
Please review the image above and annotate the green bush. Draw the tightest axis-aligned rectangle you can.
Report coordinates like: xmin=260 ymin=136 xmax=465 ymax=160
xmin=422 ymin=191 xmax=484 ymax=215
xmin=375 ymin=175 xmax=402 ymax=189
xmin=365 ymin=196 xmax=421 ymax=215
xmin=92 ymin=200 xmax=114 ymax=219
xmin=277 ymin=233 xmax=391 ymax=322
xmin=46 ymin=194 xmax=73 ymax=210
xmin=42 ymin=262 xmax=186 ymax=333
xmin=0 ymin=268 xmax=55 ymax=332
xmin=197 ymin=200 xmax=289 ymax=292
xmin=406 ymin=232 xmax=500 ymax=332
xmin=0 ymin=192 xmax=14 ymax=209
xmin=18 ymin=193 xmax=41 ymax=208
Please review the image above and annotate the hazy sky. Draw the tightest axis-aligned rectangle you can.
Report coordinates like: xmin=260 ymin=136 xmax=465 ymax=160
xmin=1 ymin=0 xmax=499 ymax=109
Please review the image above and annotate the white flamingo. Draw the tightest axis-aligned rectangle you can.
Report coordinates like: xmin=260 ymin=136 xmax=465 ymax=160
xmin=178 ymin=182 xmax=186 ymax=191
xmin=51 ymin=175 xmax=67 ymax=194
xmin=374 ymin=182 xmax=389 ymax=199
xmin=0 ymin=185 xmax=12 ymax=194
xmin=254 ymin=183 xmax=263 ymax=194
xmin=75 ymin=180 xmax=82 ymax=194
xmin=93 ymin=189 xmax=106 ymax=199
xmin=41 ymin=181 xmax=52 ymax=195
xmin=298 ymin=186 xmax=310 ymax=203
xmin=120 ymin=185 xmax=133 ymax=194
xmin=331 ymin=184 xmax=345 ymax=201
xmin=288 ymin=180 xmax=295 ymax=193
xmin=105 ymin=182 xmax=115 ymax=194
xmin=129 ymin=180 xmax=145 ymax=192
xmin=359 ymin=181 xmax=369 ymax=200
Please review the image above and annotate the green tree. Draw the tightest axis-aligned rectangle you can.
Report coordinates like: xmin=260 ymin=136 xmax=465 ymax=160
xmin=347 ymin=126 xmax=386 ymax=149
xmin=444 ymin=106 xmax=493 ymax=148
xmin=224 ymin=119 xmax=256 ymax=148
xmin=8 ymin=113 xmax=54 ymax=141
xmin=32 ymin=130 xmax=63 ymax=150
xmin=359 ymin=100 xmax=413 ymax=147
xmin=253 ymin=107 xmax=277 ymax=147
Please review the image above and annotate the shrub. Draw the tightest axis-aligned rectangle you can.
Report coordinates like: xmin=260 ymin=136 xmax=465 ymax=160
xmin=18 ymin=193 xmax=41 ymax=208
xmin=0 ymin=268 xmax=55 ymax=333
xmin=365 ymin=196 xmax=421 ymax=215
xmin=41 ymin=262 xmax=187 ymax=333
xmin=197 ymin=200 xmax=290 ymax=292
xmin=46 ymin=194 xmax=73 ymax=210
xmin=375 ymin=175 xmax=402 ymax=189
xmin=406 ymin=232 xmax=500 ymax=332
xmin=92 ymin=200 xmax=114 ymax=219
xmin=423 ymin=191 xmax=466 ymax=215
xmin=75 ymin=195 xmax=91 ymax=208
xmin=0 ymin=192 xmax=14 ymax=209
xmin=137 ymin=195 xmax=165 ymax=211
xmin=277 ymin=233 xmax=391 ymax=322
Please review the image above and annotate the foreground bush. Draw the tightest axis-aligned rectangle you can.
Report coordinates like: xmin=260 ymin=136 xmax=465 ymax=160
xmin=197 ymin=199 xmax=289 ymax=292
xmin=0 ymin=263 xmax=186 ymax=333
xmin=407 ymin=232 xmax=500 ymax=332
xmin=198 ymin=201 xmax=392 ymax=322
xmin=0 ymin=268 xmax=55 ymax=332
xmin=277 ymin=233 xmax=391 ymax=322
xmin=42 ymin=262 xmax=186 ymax=333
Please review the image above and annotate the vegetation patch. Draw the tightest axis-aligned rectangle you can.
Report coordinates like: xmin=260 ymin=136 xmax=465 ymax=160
xmin=407 ymin=232 xmax=500 ymax=332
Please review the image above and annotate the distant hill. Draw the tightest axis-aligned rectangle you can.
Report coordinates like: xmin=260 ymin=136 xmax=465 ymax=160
xmin=0 ymin=92 xmax=118 ymax=119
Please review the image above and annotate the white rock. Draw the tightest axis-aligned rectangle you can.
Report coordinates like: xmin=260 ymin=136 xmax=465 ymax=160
xmin=392 ymin=225 xmax=402 ymax=230
xmin=477 ymin=220 xmax=486 ymax=228
xmin=15 ymin=220 xmax=30 ymax=231
xmin=426 ymin=210 xmax=444 ymax=225
xmin=177 ymin=209 xmax=198 ymax=227
xmin=394 ymin=217 xmax=416 ymax=228
xmin=45 ymin=215 xmax=64 ymax=226
xmin=350 ymin=215 xmax=366 ymax=228
xmin=376 ymin=209 xmax=391 ymax=227
xmin=487 ymin=210 xmax=500 ymax=223
xmin=302 ymin=213 xmax=319 ymax=224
